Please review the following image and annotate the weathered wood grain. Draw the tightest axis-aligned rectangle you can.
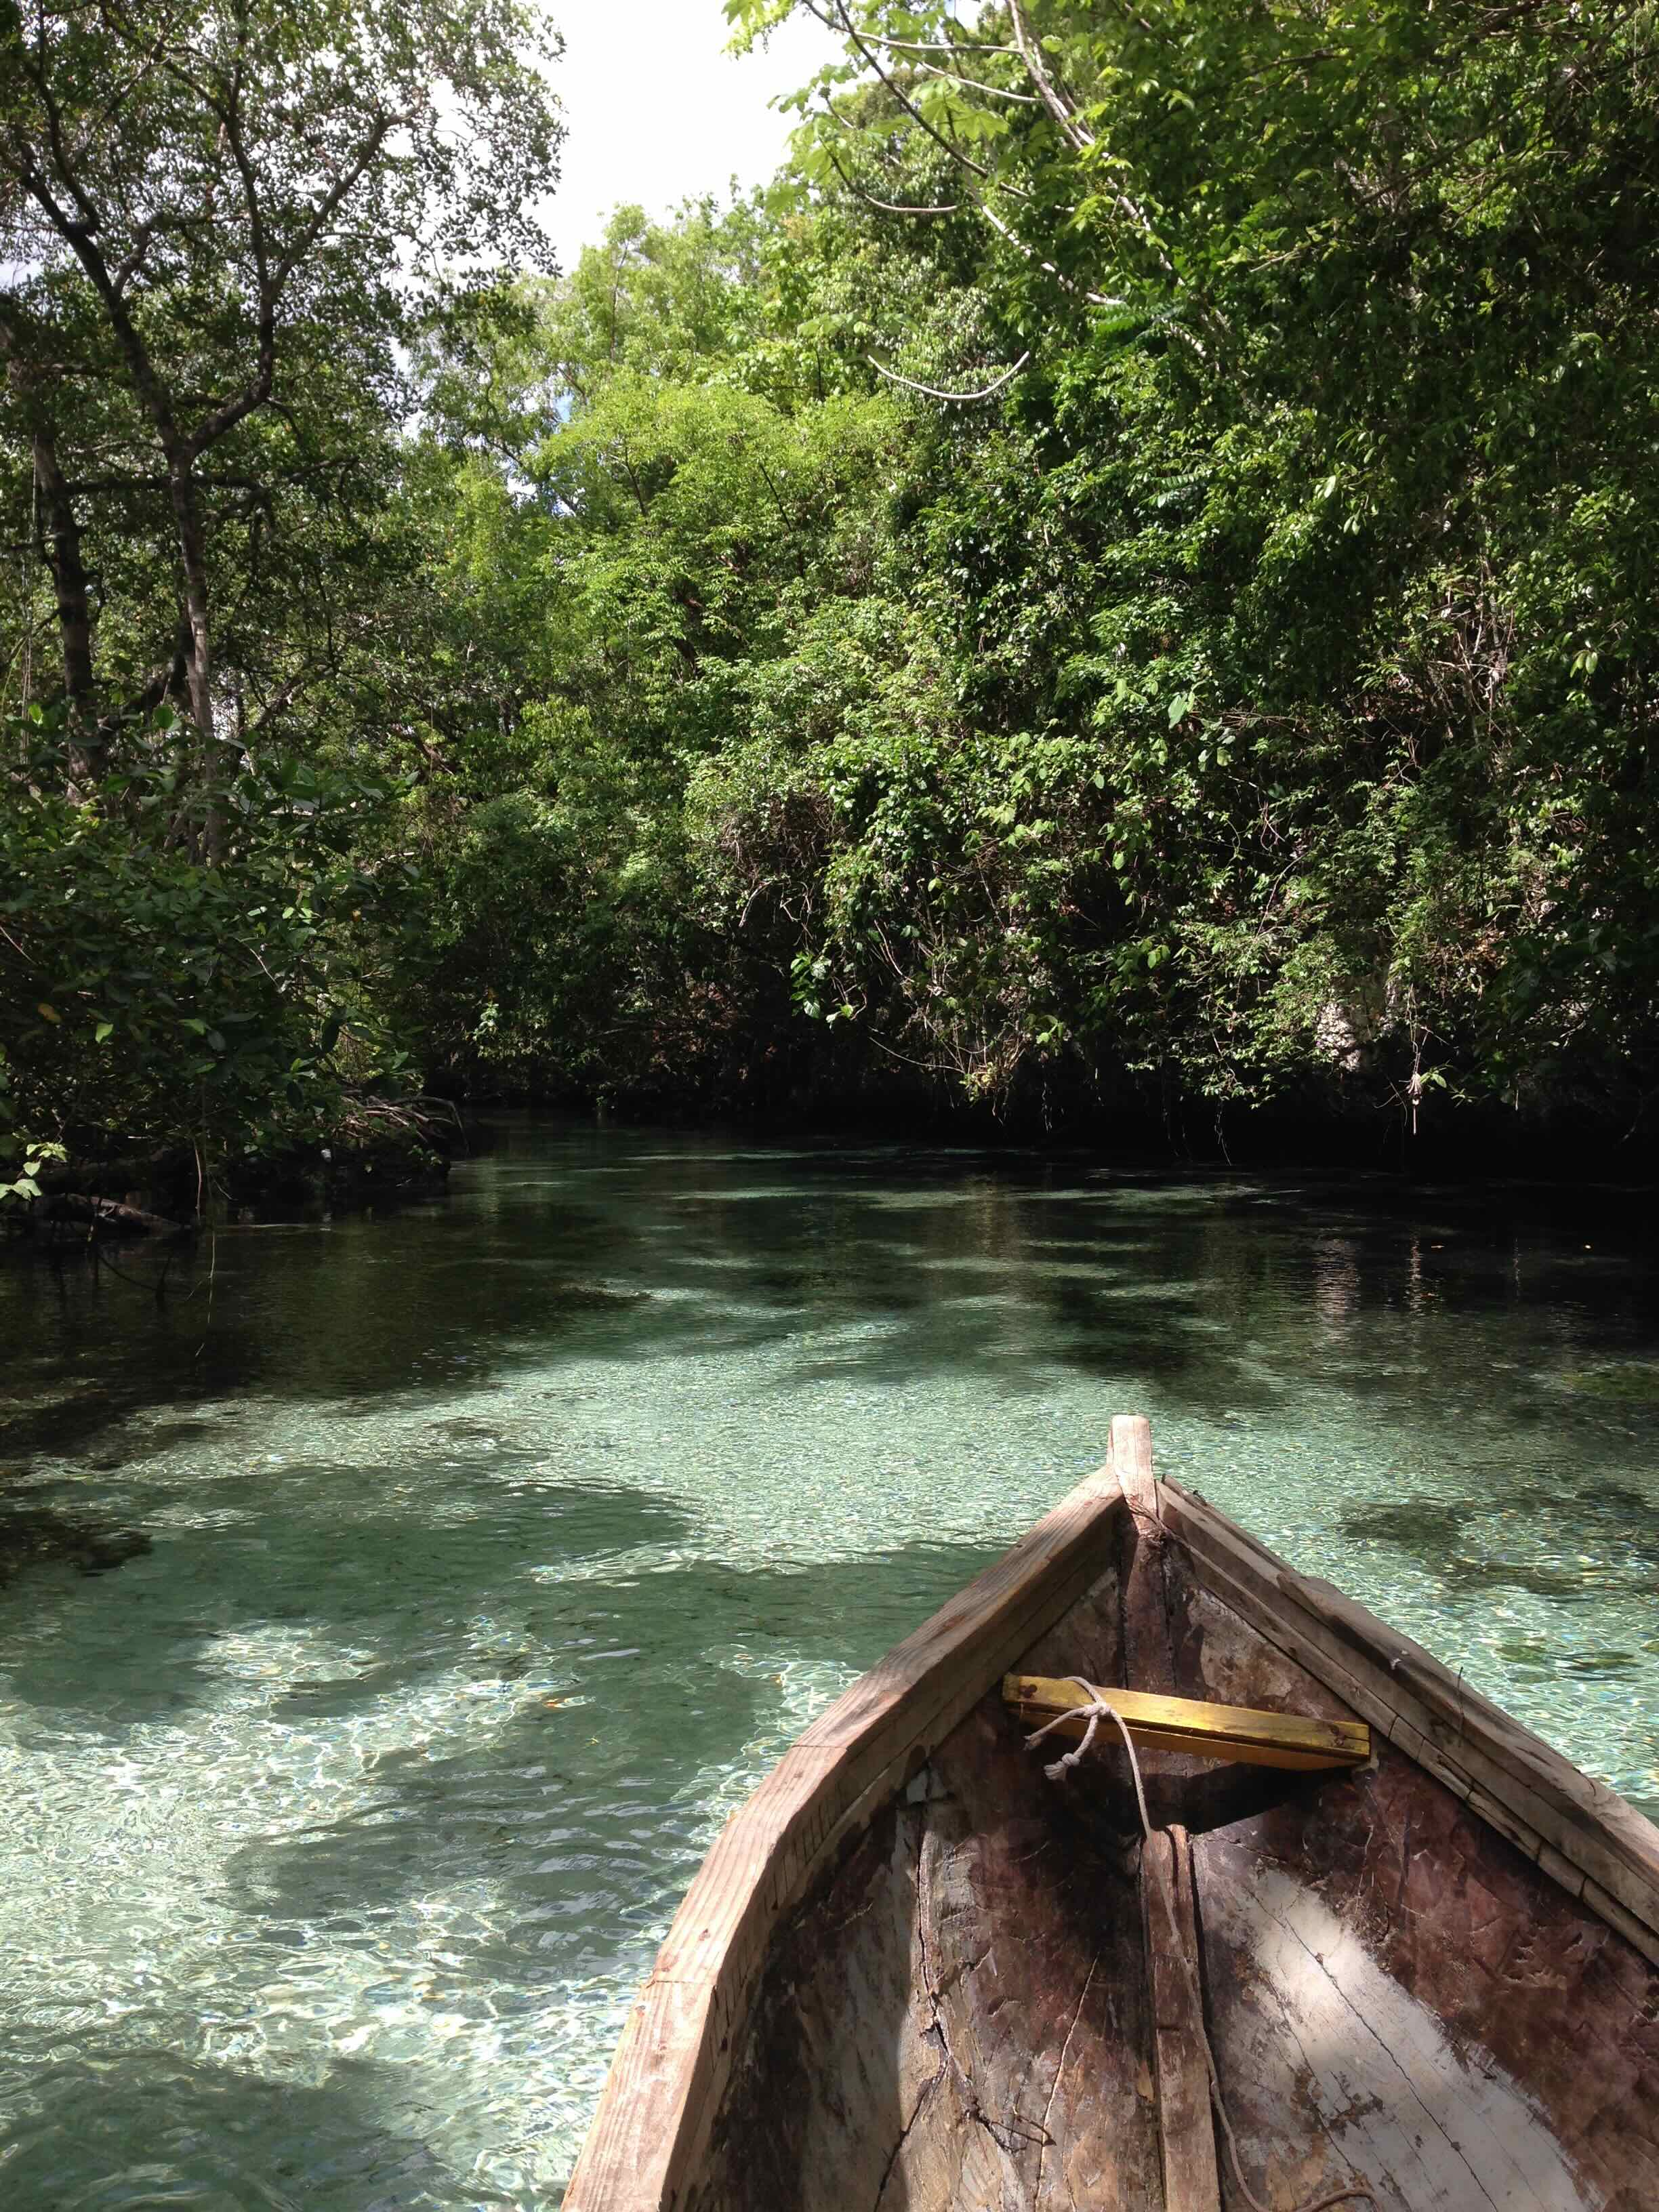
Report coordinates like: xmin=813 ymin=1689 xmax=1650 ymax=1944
xmin=1143 ymin=1824 xmax=1223 ymax=2212
xmin=1147 ymin=1496 xmax=1659 ymax=2212
xmin=567 ymin=1418 xmax=1659 ymax=2212
xmin=685 ymin=1553 xmax=1166 ymax=2212
xmin=562 ymin=1466 xmax=1127 ymax=2212
xmin=1004 ymin=1674 xmax=1372 ymax=1770
xmin=1112 ymin=1410 xmax=1160 ymax=1521
xmin=1155 ymin=1475 xmax=1659 ymax=1957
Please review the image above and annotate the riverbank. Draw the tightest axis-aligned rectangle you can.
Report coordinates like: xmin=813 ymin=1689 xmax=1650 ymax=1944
xmin=3 ymin=1105 xmax=459 ymax=1242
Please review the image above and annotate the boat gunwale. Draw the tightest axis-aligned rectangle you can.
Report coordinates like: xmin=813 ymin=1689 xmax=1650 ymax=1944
xmin=1157 ymin=1471 xmax=1659 ymax=1963
xmin=561 ymin=1463 xmax=1128 ymax=2212
xmin=564 ymin=1418 xmax=1659 ymax=2210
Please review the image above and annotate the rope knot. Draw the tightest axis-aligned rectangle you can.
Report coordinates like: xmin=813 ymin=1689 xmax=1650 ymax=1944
xmin=1023 ymin=1676 xmax=1154 ymax=1830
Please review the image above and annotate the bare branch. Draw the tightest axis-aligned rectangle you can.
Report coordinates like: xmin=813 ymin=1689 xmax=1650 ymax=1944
xmin=909 ymin=59 xmax=1040 ymax=105
xmin=1246 ymin=47 xmax=1344 ymax=79
xmin=5 ymin=146 xmax=185 ymax=449
xmin=826 ymin=148 xmax=960 ymax=216
xmin=186 ymin=97 xmax=401 ymax=454
xmin=819 ymin=85 xmax=1034 ymax=201
xmin=819 ymin=92 xmax=1112 ymax=308
xmin=27 ymin=60 xmax=104 ymax=231
xmin=838 ymin=26 xmax=1021 ymax=60
xmin=242 ymin=664 xmax=319 ymax=741
xmin=1009 ymin=0 xmax=1094 ymax=151
xmin=867 ymin=349 xmax=1031 ymax=403
xmin=973 ymin=194 xmax=1118 ymax=308
xmin=68 ymin=474 xmax=283 ymax=493
xmin=272 ymin=112 xmax=406 ymax=291
xmin=805 ymin=0 xmax=995 ymax=181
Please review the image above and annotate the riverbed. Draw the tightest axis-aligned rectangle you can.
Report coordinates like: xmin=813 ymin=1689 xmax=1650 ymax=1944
xmin=2 ymin=1120 xmax=1656 ymax=2208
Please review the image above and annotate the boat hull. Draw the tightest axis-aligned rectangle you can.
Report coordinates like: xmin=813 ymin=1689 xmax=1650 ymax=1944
xmin=565 ymin=1419 xmax=1659 ymax=2211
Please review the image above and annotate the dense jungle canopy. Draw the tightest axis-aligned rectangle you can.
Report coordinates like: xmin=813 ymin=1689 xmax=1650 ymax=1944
xmin=4 ymin=0 xmax=1659 ymax=1196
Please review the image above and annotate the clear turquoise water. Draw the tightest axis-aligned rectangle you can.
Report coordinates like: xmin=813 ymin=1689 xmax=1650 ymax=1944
xmin=1 ymin=1119 xmax=1656 ymax=2209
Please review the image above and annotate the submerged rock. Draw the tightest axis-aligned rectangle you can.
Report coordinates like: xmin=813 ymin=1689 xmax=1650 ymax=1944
xmin=0 ymin=1500 xmax=151 ymax=1586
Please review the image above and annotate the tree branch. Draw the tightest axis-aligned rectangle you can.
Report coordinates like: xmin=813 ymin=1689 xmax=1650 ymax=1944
xmin=806 ymin=0 xmax=995 ymax=181
xmin=242 ymin=663 xmax=319 ymax=741
xmin=826 ymin=149 xmax=960 ymax=216
xmin=833 ymin=25 xmax=1021 ymax=60
xmin=274 ymin=112 xmax=405 ymax=291
xmin=972 ymin=194 xmax=1118 ymax=308
xmin=1009 ymin=1 xmax=1094 ymax=151
xmin=867 ymin=349 xmax=1031 ymax=403
xmin=909 ymin=59 xmax=1040 ymax=105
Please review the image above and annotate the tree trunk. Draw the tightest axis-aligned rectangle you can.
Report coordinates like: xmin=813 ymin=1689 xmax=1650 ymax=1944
xmin=30 ymin=425 xmax=103 ymax=777
xmin=0 ymin=309 xmax=102 ymax=777
xmin=167 ymin=455 xmax=224 ymax=859
xmin=167 ymin=460 xmax=214 ymax=739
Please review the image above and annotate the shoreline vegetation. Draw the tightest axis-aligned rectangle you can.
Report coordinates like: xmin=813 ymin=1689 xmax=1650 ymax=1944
xmin=7 ymin=2 xmax=1659 ymax=1226
xmin=0 ymin=1107 xmax=457 ymax=1240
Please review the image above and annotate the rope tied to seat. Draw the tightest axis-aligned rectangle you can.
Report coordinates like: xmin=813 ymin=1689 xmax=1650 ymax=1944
xmin=1026 ymin=1677 xmax=1378 ymax=2212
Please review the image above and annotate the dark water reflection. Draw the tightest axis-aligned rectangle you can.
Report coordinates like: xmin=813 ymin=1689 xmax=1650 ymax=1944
xmin=1 ymin=1119 xmax=1656 ymax=2207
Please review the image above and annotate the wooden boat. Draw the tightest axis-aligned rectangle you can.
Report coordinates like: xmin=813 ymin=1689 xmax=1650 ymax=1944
xmin=565 ymin=1417 xmax=1659 ymax=2211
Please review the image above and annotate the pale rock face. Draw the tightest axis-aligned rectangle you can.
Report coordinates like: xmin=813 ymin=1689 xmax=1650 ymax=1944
xmin=1314 ymin=981 xmax=1393 ymax=1071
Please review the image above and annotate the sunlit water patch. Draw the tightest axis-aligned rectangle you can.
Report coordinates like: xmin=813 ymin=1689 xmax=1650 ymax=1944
xmin=0 ymin=1122 xmax=1656 ymax=2206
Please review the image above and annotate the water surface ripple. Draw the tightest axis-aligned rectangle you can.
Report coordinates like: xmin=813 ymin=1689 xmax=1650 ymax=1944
xmin=1 ymin=1121 xmax=1656 ymax=2207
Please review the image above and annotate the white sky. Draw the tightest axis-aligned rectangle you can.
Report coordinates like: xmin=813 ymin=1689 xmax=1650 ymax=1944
xmin=541 ymin=3 xmax=840 ymax=269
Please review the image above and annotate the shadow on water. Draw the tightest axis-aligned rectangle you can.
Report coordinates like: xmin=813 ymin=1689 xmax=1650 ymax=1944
xmin=220 ymin=1539 xmax=1000 ymax=1965
xmin=0 ymin=1498 xmax=151 ymax=1584
xmin=0 ymin=1150 xmax=1330 ymax=1446
xmin=0 ymin=1474 xmax=699 ymax=1734
xmin=11 ymin=1133 xmax=1659 ymax=1465
xmin=0 ymin=2046 xmax=465 ymax=2212
xmin=1343 ymin=1480 xmax=1659 ymax=1585
xmin=3 ymin=1120 xmax=1659 ymax=2211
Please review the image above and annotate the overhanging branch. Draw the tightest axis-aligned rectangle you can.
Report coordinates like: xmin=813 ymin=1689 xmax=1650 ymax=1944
xmin=867 ymin=349 xmax=1031 ymax=403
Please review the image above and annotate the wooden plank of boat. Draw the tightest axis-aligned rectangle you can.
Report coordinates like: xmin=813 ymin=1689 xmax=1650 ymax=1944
xmin=1004 ymin=1673 xmax=1373 ymax=1770
xmin=565 ymin=1414 xmax=1659 ymax=2212
xmin=1154 ymin=1473 xmax=1659 ymax=1962
xmin=1141 ymin=1823 xmax=1222 ymax=2212
xmin=562 ymin=1466 xmax=1126 ymax=2212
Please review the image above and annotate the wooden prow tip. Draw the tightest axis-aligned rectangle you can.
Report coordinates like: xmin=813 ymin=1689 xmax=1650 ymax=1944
xmin=1110 ymin=1413 xmax=1159 ymax=1519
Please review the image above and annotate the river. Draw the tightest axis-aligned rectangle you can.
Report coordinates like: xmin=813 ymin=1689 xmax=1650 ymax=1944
xmin=1 ymin=1118 xmax=1656 ymax=2208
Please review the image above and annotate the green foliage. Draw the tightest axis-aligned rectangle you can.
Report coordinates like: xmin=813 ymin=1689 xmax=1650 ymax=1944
xmin=397 ymin=202 xmax=910 ymax=1101
xmin=9 ymin=1 xmax=1659 ymax=1164
xmin=0 ymin=0 xmax=564 ymax=740
xmin=0 ymin=709 xmax=411 ymax=1165
xmin=0 ymin=0 xmax=560 ymax=1181
xmin=0 ymin=1136 xmax=65 ymax=1210
xmin=697 ymin=0 xmax=1659 ymax=1133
